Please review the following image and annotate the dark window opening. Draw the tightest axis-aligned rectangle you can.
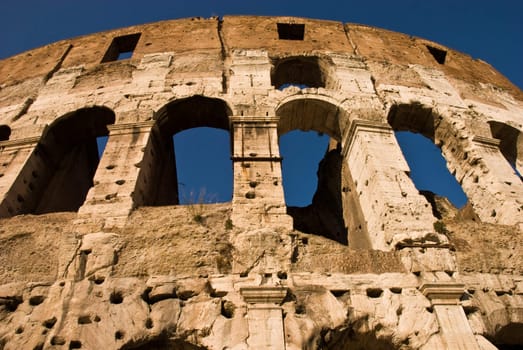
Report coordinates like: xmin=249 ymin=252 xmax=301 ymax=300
xmin=396 ymin=131 xmax=467 ymax=209
xmin=277 ymin=23 xmax=305 ymax=40
xmin=96 ymin=136 xmax=108 ymax=158
xmin=277 ymin=96 xmax=351 ymax=245
xmin=281 ymin=131 xmax=347 ymax=244
xmin=101 ymin=33 xmax=141 ymax=63
xmin=174 ymin=127 xmax=232 ymax=204
xmin=489 ymin=121 xmax=523 ymax=180
xmin=136 ymin=95 xmax=232 ymax=207
xmin=488 ymin=322 xmax=523 ymax=349
xmin=280 ymin=130 xmax=329 ymax=207
xmin=0 ymin=125 xmax=11 ymax=141
xmin=272 ymin=56 xmax=327 ymax=89
xmin=426 ymin=45 xmax=447 ymax=64
xmin=388 ymin=104 xmax=470 ymax=216
xmin=0 ymin=107 xmax=115 ymax=217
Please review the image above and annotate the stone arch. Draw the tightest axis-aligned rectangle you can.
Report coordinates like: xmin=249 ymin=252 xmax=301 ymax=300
xmin=271 ymin=55 xmax=334 ymax=89
xmin=135 ymin=95 xmax=233 ymax=206
xmin=387 ymin=103 xmax=471 ymax=214
xmin=276 ymin=95 xmax=368 ymax=246
xmin=0 ymin=106 xmax=115 ymax=217
xmin=276 ymin=94 xmax=346 ymax=140
xmin=0 ymin=125 xmax=10 ymax=141
xmin=481 ymin=306 xmax=523 ymax=349
xmin=488 ymin=121 xmax=523 ymax=177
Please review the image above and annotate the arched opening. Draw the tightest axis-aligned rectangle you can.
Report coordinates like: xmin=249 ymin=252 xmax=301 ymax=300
xmin=277 ymin=97 xmax=355 ymax=245
xmin=271 ymin=56 xmax=331 ymax=90
xmin=488 ymin=121 xmax=523 ymax=179
xmin=96 ymin=136 xmax=108 ymax=158
xmin=135 ymin=95 xmax=232 ymax=206
xmin=174 ymin=127 xmax=232 ymax=203
xmin=388 ymin=104 xmax=470 ymax=216
xmin=0 ymin=107 xmax=114 ymax=217
xmin=279 ymin=130 xmax=330 ymax=206
xmin=0 ymin=125 xmax=11 ymax=141
xmin=395 ymin=132 xmax=468 ymax=208
xmin=489 ymin=322 xmax=523 ymax=349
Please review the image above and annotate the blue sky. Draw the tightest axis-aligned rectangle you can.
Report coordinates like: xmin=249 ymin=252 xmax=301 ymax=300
xmin=1 ymin=0 xmax=521 ymax=208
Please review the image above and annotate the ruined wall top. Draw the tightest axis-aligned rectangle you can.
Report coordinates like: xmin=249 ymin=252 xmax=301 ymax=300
xmin=0 ymin=16 xmax=521 ymax=100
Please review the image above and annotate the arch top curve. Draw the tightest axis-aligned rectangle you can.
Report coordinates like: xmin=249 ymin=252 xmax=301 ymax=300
xmin=42 ymin=106 xmax=115 ymax=146
xmin=275 ymin=93 xmax=348 ymax=140
xmin=154 ymin=95 xmax=233 ymax=136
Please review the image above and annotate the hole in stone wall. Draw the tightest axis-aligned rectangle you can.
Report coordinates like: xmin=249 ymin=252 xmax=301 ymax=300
xmin=4 ymin=296 xmax=22 ymax=312
xmin=137 ymin=96 xmax=231 ymax=207
xmin=145 ymin=318 xmax=153 ymax=329
xmin=29 ymin=295 xmax=45 ymax=306
xmin=96 ymin=136 xmax=108 ymax=158
xmin=101 ymin=33 xmax=141 ymax=62
xmin=489 ymin=121 xmax=523 ymax=180
xmin=173 ymin=127 xmax=232 ymax=204
xmin=43 ymin=317 xmax=57 ymax=329
xmin=277 ymin=23 xmax=305 ymax=40
xmin=490 ymin=323 xmax=523 ymax=349
xmin=69 ymin=340 xmax=82 ymax=349
xmin=78 ymin=315 xmax=92 ymax=324
xmin=115 ymin=330 xmax=124 ymax=340
xmin=0 ymin=107 xmax=115 ymax=217
xmin=426 ymin=45 xmax=447 ymax=64
xmin=0 ymin=125 xmax=10 ymax=141
xmin=110 ymin=291 xmax=124 ymax=304
xmin=281 ymin=131 xmax=348 ymax=244
xmin=366 ymin=288 xmax=383 ymax=298
xmin=395 ymin=131 xmax=468 ymax=209
xmin=271 ymin=57 xmax=326 ymax=89
xmin=280 ymin=131 xmax=329 ymax=206
xmin=221 ymin=300 xmax=235 ymax=319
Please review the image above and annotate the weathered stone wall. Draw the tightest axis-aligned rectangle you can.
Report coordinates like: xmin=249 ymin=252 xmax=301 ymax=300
xmin=0 ymin=16 xmax=522 ymax=349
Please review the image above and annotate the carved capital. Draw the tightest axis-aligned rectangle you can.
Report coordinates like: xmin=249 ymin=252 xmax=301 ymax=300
xmin=420 ymin=282 xmax=465 ymax=305
xmin=342 ymin=119 xmax=393 ymax=157
xmin=240 ymin=286 xmax=287 ymax=304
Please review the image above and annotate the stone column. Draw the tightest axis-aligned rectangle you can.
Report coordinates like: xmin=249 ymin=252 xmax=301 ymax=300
xmin=341 ymin=119 xmax=443 ymax=250
xmin=78 ymin=121 xmax=154 ymax=228
xmin=230 ymin=116 xmax=292 ymax=229
xmin=420 ymin=283 xmax=482 ymax=350
xmin=240 ymin=286 xmax=288 ymax=350
xmin=0 ymin=135 xmax=41 ymax=217
xmin=457 ymin=136 xmax=523 ymax=226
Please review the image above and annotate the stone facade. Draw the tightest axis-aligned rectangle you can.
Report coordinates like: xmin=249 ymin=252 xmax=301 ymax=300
xmin=0 ymin=16 xmax=522 ymax=349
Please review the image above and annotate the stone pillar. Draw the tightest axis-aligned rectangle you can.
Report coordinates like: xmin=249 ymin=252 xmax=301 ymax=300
xmin=230 ymin=116 xmax=292 ymax=229
xmin=457 ymin=136 xmax=523 ymax=226
xmin=420 ymin=283 xmax=482 ymax=350
xmin=78 ymin=121 xmax=154 ymax=228
xmin=0 ymin=135 xmax=40 ymax=217
xmin=240 ymin=286 xmax=288 ymax=350
xmin=342 ymin=119 xmax=444 ymax=250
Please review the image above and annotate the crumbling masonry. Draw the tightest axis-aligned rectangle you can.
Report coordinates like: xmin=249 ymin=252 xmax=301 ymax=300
xmin=0 ymin=16 xmax=522 ymax=350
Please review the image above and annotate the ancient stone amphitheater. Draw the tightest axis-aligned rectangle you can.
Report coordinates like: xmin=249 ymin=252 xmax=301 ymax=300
xmin=0 ymin=16 xmax=522 ymax=350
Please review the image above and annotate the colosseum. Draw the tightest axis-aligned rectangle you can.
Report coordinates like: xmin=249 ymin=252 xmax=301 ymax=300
xmin=0 ymin=16 xmax=522 ymax=350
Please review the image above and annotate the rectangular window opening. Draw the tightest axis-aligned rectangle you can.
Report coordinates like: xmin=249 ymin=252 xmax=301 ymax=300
xmin=277 ymin=23 xmax=305 ymax=40
xmin=101 ymin=33 xmax=141 ymax=63
xmin=426 ymin=45 xmax=447 ymax=65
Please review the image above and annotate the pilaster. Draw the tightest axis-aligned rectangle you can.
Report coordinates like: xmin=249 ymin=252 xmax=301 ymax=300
xmin=420 ymin=283 xmax=482 ymax=350
xmin=240 ymin=286 xmax=288 ymax=350
xmin=341 ymin=119 xmax=443 ymax=250
xmin=78 ymin=121 xmax=155 ymax=227
xmin=230 ymin=116 xmax=292 ymax=229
